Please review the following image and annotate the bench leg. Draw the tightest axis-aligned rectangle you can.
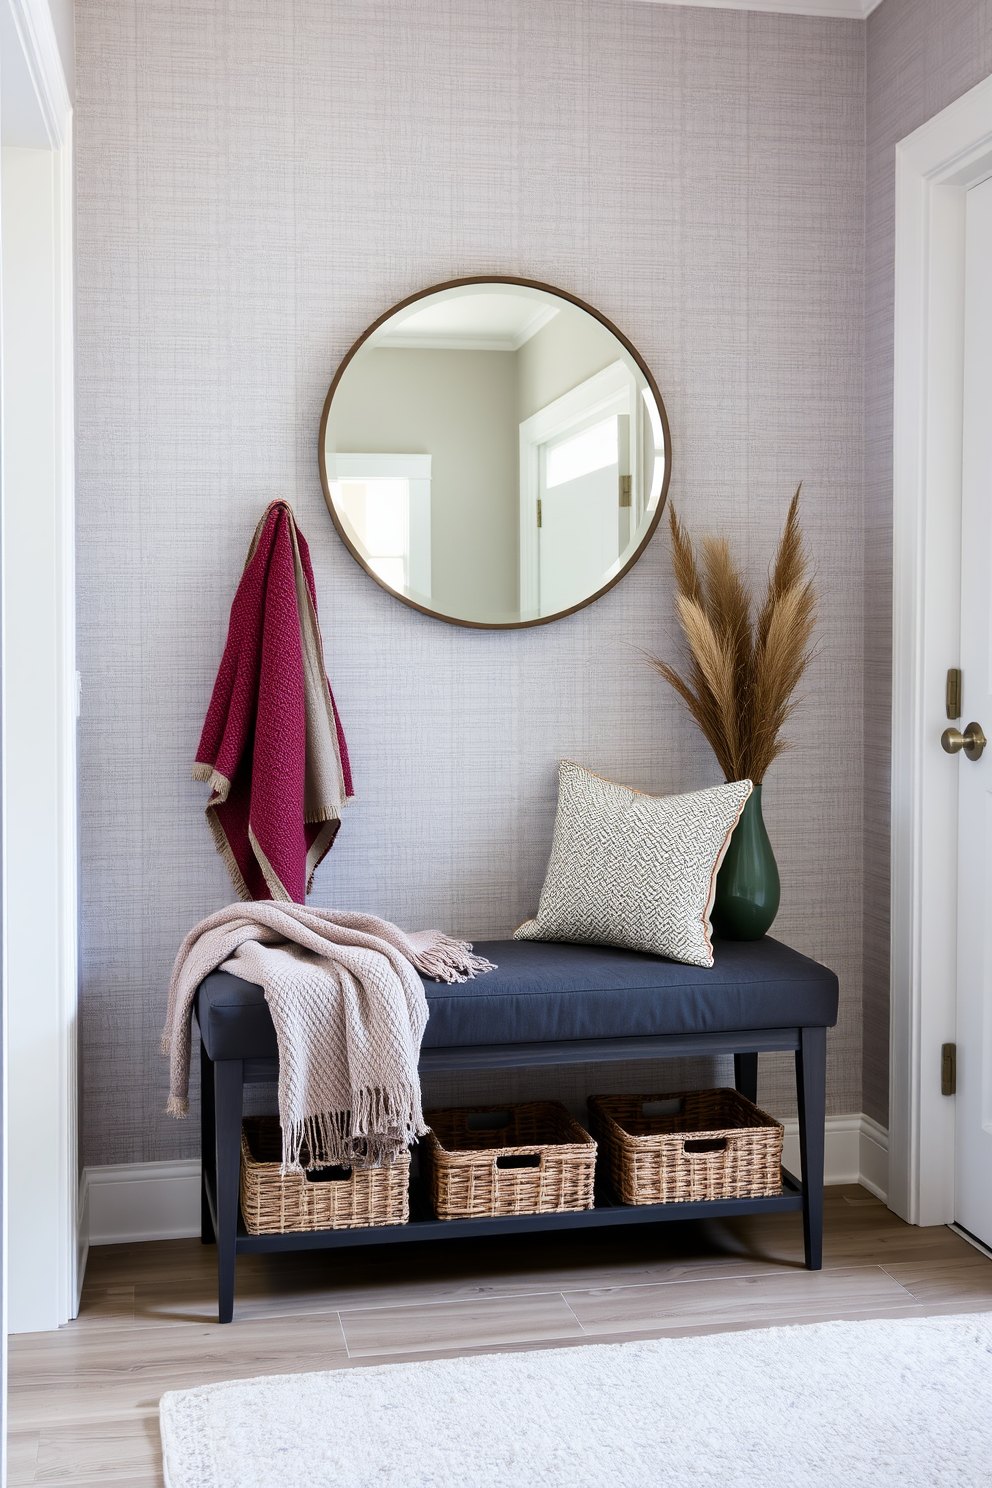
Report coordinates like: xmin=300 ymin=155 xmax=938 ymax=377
xmin=214 ymin=1058 xmax=243 ymax=1323
xmin=734 ymin=1052 xmax=758 ymax=1105
xmin=200 ymin=1038 xmax=216 ymax=1245
xmin=796 ymin=1026 xmax=826 ymax=1271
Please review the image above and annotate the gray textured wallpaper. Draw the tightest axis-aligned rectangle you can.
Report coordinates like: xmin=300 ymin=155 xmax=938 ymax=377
xmin=76 ymin=0 xmax=866 ymax=1168
xmin=862 ymin=0 xmax=992 ymax=1126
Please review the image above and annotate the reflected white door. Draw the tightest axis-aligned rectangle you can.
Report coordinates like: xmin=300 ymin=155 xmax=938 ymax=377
xmin=954 ymin=173 xmax=992 ymax=1250
xmin=538 ymin=416 xmax=620 ymax=615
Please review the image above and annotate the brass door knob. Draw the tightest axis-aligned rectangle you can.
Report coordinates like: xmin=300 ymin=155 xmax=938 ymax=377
xmin=941 ymin=722 xmax=987 ymax=760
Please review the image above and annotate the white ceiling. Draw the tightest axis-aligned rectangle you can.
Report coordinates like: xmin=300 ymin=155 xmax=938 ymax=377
xmin=637 ymin=0 xmax=882 ymax=18
xmin=375 ymin=293 xmax=560 ymax=352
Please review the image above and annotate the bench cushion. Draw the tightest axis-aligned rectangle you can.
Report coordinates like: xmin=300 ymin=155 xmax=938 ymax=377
xmin=195 ymin=936 xmax=838 ymax=1063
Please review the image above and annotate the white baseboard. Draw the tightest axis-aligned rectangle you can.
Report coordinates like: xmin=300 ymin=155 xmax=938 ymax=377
xmin=82 ymin=1159 xmax=202 ymax=1246
xmin=780 ymin=1113 xmax=888 ymax=1201
xmin=639 ymin=1 xmax=882 ymax=20
xmin=856 ymin=1114 xmax=890 ymax=1202
xmin=76 ymin=1173 xmax=90 ymax=1314
xmin=79 ymin=1114 xmax=889 ymax=1250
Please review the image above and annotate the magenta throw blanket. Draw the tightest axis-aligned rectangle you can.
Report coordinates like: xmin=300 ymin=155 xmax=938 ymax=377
xmin=193 ymin=501 xmax=353 ymax=902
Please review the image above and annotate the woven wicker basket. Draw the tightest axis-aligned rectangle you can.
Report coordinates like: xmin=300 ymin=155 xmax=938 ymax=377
xmin=424 ymin=1101 xmax=597 ymax=1220
xmin=588 ymin=1089 xmax=783 ymax=1205
xmin=239 ymin=1116 xmax=409 ymax=1235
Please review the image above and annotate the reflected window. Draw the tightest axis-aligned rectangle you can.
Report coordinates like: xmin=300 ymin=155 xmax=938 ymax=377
xmin=325 ymin=453 xmax=432 ymax=601
xmin=546 ymin=417 xmax=619 ymax=489
xmin=334 ymin=478 xmax=409 ymax=591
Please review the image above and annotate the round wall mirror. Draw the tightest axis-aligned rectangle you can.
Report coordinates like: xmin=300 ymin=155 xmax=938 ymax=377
xmin=319 ymin=277 xmax=671 ymax=629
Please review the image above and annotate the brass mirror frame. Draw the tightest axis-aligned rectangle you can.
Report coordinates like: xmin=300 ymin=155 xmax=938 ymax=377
xmin=318 ymin=275 xmax=673 ymax=630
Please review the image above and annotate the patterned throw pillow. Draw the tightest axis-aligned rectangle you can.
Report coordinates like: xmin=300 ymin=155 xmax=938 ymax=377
xmin=514 ymin=762 xmax=753 ymax=969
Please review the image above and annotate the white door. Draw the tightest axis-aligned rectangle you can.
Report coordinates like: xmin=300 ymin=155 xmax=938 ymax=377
xmin=953 ymin=173 xmax=992 ymax=1250
xmin=538 ymin=415 xmax=621 ymax=616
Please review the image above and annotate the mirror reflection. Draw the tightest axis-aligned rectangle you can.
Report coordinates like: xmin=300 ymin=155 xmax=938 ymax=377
xmin=320 ymin=281 xmax=669 ymax=628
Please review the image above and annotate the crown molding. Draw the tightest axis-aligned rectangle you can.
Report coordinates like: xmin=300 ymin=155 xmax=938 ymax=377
xmin=636 ymin=0 xmax=882 ymax=18
xmin=6 ymin=0 xmax=72 ymax=147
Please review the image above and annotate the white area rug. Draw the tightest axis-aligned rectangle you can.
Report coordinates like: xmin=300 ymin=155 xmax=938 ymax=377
xmin=160 ymin=1313 xmax=992 ymax=1488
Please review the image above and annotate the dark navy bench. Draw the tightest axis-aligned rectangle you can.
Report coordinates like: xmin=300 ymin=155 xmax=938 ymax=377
xmin=196 ymin=936 xmax=838 ymax=1323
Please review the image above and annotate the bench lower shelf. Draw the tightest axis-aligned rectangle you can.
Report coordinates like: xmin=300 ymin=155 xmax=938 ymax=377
xmin=204 ymin=1167 xmax=805 ymax=1256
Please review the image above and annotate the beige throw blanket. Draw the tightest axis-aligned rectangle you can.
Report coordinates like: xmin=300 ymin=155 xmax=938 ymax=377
xmin=163 ymin=903 xmax=495 ymax=1170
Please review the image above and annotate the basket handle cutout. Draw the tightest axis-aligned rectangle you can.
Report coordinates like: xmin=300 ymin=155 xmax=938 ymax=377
xmin=682 ymin=1138 xmax=727 ymax=1155
xmin=467 ymin=1111 xmax=512 ymax=1131
xmin=495 ymin=1153 xmax=541 ymax=1169
xmin=304 ymin=1165 xmax=353 ymax=1183
xmin=642 ymin=1097 xmax=683 ymax=1117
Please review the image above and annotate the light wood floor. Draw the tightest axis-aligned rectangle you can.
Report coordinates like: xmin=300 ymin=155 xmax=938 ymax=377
xmin=8 ymin=1185 xmax=992 ymax=1486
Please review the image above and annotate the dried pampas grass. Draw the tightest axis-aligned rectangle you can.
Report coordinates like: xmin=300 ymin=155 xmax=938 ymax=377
xmin=648 ymin=486 xmax=817 ymax=783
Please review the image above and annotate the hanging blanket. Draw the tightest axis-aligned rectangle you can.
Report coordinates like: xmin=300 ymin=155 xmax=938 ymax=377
xmin=193 ymin=500 xmax=354 ymax=903
xmin=163 ymin=903 xmax=495 ymax=1170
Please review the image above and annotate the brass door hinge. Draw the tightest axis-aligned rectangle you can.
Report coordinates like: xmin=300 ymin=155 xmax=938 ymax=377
xmin=619 ymin=475 xmax=632 ymax=508
xmin=536 ymin=499 xmax=542 ymax=528
xmin=946 ymin=668 xmax=962 ymax=721
xmin=941 ymin=1042 xmax=957 ymax=1096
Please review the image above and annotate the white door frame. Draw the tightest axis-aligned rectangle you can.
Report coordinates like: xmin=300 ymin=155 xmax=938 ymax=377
xmin=1 ymin=0 xmax=78 ymax=1334
xmin=518 ymin=360 xmax=637 ymax=614
xmin=890 ymin=72 xmax=992 ymax=1226
xmin=325 ymin=453 xmax=433 ymax=600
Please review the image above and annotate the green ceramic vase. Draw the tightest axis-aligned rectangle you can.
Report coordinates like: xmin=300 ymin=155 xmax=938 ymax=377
xmin=711 ymin=784 xmax=780 ymax=941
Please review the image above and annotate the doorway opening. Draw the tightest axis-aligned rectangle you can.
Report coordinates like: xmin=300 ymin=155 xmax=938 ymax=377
xmin=889 ymin=71 xmax=992 ymax=1235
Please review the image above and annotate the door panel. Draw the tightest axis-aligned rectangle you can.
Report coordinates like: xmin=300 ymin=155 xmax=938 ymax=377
xmin=955 ymin=173 xmax=992 ymax=1248
xmin=539 ymin=463 xmax=620 ymax=616
xmin=538 ymin=414 xmax=622 ymax=616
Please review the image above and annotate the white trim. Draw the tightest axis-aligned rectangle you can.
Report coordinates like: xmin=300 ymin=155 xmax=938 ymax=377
xmin=6 ymin=0 xmax=72 ymax=148
xmin=780 ymin=1113 xmax=888 ymax=1200
xmin=326 ymin=453 xmax=432 ymax=599
xmin=633 ymin=0 xmax=881 ymax=16
xmin=76 ymin=1168 xmax=89 ymax=1312
xmin=375 ymin=335 xmax=538 ymax=352
xmin=890 ymin=73 xmax=992 ymax=1228
xmin=519 ymin=361 xmax=636 ymax=451
xmin=781 ymin=1116 xmax=858 ymax=1185
xmin=857 ymin=1114 xmax=890 ymax=1202
xmin=56 ymin=110 xmax=78 ymax=1321
xmin=326 ymin=454 xmax=432 ymax=481
xmin=377 ymin=304 xmax=558 ymax=353
xmin=1 ymin=0 xmax=77 ymax=1335
xmin=375 ymin=290 xmax=558 ymax=353
xmin=78 ymin=1116 xmax=888 ymax=1249
xmin=518 ymin=361 xmax=638 ymax=614
xmin=81 ymin=1161 xmax=202 ymax=1247
xmin=950 ymin=1224 xmax=992 ymax=1262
